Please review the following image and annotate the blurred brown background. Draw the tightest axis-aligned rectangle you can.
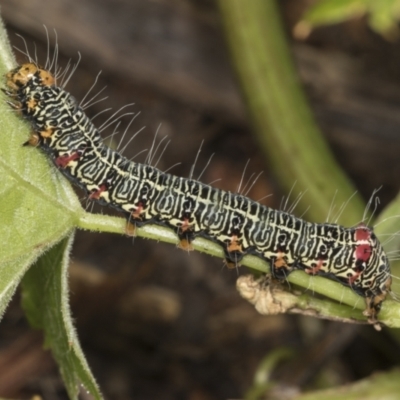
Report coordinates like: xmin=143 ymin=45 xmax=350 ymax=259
xmin=1 ymin=0 xmax=400 ymax=399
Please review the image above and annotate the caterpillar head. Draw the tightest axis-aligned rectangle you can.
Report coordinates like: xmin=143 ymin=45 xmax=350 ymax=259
xmin=6 ymin=63 xmax=55 ymax=90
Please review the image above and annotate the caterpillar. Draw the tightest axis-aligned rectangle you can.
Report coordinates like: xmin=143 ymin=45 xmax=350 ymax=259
xmin=4 ymin=62 xmax=392 ymax=326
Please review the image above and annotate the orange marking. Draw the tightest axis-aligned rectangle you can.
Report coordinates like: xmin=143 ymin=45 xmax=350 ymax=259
xmin=38 ymin=69 xmax=55 ymax=86
xmin=178 ymin=238 xmax=194 ymax=251
xmin=227 ymin=235 xmax=243 ymax=253
xmin=26 ymin=97 xmax=38 ymax=111
xmin=6 ymin=63 xmax=55 ymax=88
xmin=39 ymin=127 xmax=55 ymax=138
xmin=274 ymin=253 xmax=288 ymax=269
xmin=125 ymin=221 xmax=136 ymax=237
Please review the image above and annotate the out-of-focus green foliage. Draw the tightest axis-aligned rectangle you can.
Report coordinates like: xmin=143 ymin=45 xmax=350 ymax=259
xmin=295 ymin=0 xmax=400 ymax=40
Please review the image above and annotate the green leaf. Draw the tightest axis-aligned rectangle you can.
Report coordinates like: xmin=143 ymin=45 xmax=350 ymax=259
xmin=21 ymin=236 xmax=103 ymax=400
xmin=245 ymin=348 xmax=293 ymax=400
xmin=293 ymin=368 xmax=400 ymax=399
xmin=297 ymin=0 xmax=400 ymax=40
xmin=300 ymin=0 xmax=366 ymax=26
xmin=0 ymin=17 xmax=82 ymax=321
xmin=0 ymin=17 xmax=101 ymax=399
xmin=367 ymin=0 xmax=400 ymax=38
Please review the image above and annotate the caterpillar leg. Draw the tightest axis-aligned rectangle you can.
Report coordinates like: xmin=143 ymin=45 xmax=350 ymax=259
xmin=23 ymin=132 xmax=41 ymax=147
xmin=125 ymin=206 xmax=145 ymax=237
xmin=125 ymin=219 xmax=137 ymax=237
xmin=175 ymin=215 xmax=195 ymax=251
xmin=5 ymin=99 xmax=21 ymax=110
xmin=177 ymin=229 xmax=195 ymax=251
xmin=270 ymin=253 xmax=292 ymax=280
xmin=224 ymin=254 xmax=242 ymax=270
xmin=1 ymin=87 xmax=18 ymax=97
xmin=363 ymin=296 xmax=382 ymax=322
xmin=23 ymin=127 xmax=55 ymax=147
xmin=364 ymin=295 xmax=385 ymax=330
xmin=363 ymin=276 xmax=392 ymax=326
xmin=224 ymin=235 xmax=244 ymax=269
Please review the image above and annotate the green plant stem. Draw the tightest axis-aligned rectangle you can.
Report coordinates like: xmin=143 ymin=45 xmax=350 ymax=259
xmin=78 ymin=211 xmax=400 ymax=327
xmin=218 ymin=0 xmax=365 ymax=226
xmin=294 ymin=368 xmax=400 ymax=400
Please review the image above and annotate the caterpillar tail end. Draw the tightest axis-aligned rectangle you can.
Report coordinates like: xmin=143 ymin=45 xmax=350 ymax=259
xmin=363 ymin=276 xmax=392 ymax=331
xmin=363 ymin=300 xmax=383 ymax=331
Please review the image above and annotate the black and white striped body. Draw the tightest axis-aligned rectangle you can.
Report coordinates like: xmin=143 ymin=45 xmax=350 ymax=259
xmin=5 ymin=63 xmax=392 ymax=324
